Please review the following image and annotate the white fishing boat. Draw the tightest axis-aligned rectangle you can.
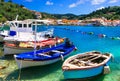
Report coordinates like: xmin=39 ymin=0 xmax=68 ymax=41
xmin=3 ymin=28 xmax=54 ymax=42
xmin=4 ymin=37 xmax=64 ymax=55
xmin=0 ymin=15 xmax=33 ymax=42
xmin=0 ymin=15 xmax=54 ymax=42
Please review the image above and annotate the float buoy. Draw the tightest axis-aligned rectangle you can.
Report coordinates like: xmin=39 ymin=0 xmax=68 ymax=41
xmin=88 ymin=32 xmax=94 ymax=35
xmin=98 ymin=34 xmax=106 ymax=38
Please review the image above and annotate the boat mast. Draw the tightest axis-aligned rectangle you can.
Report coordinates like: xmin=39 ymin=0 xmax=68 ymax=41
xmin=15 ymin=15 xmax=19 ymax=37
xmin=34 ymin=21 xmax=37 ymax=55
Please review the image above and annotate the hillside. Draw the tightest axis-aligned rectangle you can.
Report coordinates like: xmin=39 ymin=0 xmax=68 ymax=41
xmin=0 ymin=1 xmax=120 ymax=23
xmin=41 ymin=6 xmax=120 ymax=20
xmin=78 ymin=6 xmax=120 ymax=20
xmin=0 ymin=2 xmax=36 ymax=22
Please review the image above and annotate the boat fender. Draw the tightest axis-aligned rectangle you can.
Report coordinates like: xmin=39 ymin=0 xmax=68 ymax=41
xmin=103 ymin=65 xmax=111 ymax=74
xmin=60 ymin=54 xmax=64 ymax=61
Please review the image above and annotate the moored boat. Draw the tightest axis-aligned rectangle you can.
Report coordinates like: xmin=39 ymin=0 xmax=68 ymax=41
xmin=4 ymin=37 xmax=64 ymax=55
xmin=62 ymin=51 xmax=112 ymax=79
xmin=0 ymin=17 xmax=54 ymax=42
xmin=14 ymin=40 xmax=76 ymax=69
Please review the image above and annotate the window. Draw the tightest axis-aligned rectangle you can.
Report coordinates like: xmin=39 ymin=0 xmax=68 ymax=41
xmin=18 ymin=24 xmax=22 ymax=28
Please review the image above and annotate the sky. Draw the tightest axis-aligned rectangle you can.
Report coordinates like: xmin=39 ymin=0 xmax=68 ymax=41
xmin=9 ymin=0 xmax=120 ymax=15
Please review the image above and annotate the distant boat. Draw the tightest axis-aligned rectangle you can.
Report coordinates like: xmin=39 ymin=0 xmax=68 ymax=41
xmin=62 ymin=51 xmax=112 ymax=79
xmin=14 ymin=41 xmax=76 ymax=69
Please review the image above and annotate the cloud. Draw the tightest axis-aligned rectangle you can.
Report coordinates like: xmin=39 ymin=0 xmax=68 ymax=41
xmin=91 ymin=0 xmax=106 ymax=5
xmin=69 ymin=0 xmax=84 ymax=8
xmin=109 ymin=0 xmax=118 ymax=3
xmin=46 ymin=1 xmax=54 ymax=5
xmin=97 ymin=6 xmax=105 ymax=10
xmin=25 ymin=0 xmax=33 ymax=2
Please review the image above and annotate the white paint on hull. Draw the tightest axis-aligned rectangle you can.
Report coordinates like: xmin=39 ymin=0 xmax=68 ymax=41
xmin=4 ymin=45 xmax=33 ymax=55
xmin=14 ymin=55 xmax=62 ymax=69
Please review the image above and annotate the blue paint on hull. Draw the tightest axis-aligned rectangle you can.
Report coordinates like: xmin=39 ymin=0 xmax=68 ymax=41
xmin=63 ymin=60 xmax=111 ymax=79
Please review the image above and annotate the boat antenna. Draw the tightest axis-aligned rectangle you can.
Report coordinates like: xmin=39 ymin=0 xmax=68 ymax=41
xmin=34 ymin=21 xmax=37 ymax=56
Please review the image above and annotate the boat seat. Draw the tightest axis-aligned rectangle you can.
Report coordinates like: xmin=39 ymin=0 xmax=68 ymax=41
xmin=52 ymin=50 xmax=64 ymax=54
xmin=37 ymin=53 xmax=51 ymax=57
xmin=89 ymin=55 xmax=102 ymax=61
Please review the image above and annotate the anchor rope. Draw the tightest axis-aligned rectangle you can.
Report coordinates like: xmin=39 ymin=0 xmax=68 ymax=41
xmin=18 ymin=60 xmax=22 ymax=81
xmin=52 ymin=70 xmax=65 ymax=81
xmin=60 ymin=54 xmax=64 ymax=61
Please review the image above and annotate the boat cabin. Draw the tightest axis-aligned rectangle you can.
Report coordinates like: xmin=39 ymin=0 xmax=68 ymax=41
xmin=9 ymin=20 xmax=33 ymax=32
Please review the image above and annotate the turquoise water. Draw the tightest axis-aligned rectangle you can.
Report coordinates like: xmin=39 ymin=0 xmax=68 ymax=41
xmin=0 ymin=26 xmax=120 ymax=81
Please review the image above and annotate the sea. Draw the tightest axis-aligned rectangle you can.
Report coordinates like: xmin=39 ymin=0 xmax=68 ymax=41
xmin=0 ymin=25 xmax=120 ymax=81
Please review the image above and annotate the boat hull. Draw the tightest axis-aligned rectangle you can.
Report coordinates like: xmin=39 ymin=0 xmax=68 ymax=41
xmin=14 ymin=55 xmax=66 ymax=69
xmin=63 ymin=65 xmax=103 ymax=79
xmin=4 ymin=45 xmax=33 ymax=55
xmin=63 ymin=58 xmax=111 ymax=79
xmin=0 ymin=35 xmax=4 ymax=42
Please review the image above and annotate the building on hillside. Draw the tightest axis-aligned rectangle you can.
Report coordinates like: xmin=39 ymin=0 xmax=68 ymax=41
xmin=35 ymin=12 xmax=42 ymax=19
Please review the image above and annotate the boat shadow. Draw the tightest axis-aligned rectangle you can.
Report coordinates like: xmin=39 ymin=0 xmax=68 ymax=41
xmin=5 ymin=60 xmax=64 ymax=81
xmin=61 ymin=74 xmax=105 ymax=81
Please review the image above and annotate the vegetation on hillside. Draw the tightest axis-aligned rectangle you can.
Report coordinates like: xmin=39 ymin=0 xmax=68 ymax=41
xmin=0 ymin=0 xmax=120 ymax=23
xmin=41 ymin=6 xmax=120 ymax=20
xmin=79 ymin=6 xmax=120 ymax=20
xmin=0 ymin=1 xmax=36 ymax=22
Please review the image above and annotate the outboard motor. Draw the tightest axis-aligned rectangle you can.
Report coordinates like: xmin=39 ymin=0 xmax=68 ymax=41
xmin=65 ymin=38 xmax=72 ymax=47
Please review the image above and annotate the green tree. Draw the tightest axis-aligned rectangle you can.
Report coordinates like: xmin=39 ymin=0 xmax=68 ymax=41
xmin=1 ymin=0 xmax=4 ymax=2
xmin=8 ymin=0 xmax=12 ymax=2
xmin=0 ymin=16 xmax=7 ymax=23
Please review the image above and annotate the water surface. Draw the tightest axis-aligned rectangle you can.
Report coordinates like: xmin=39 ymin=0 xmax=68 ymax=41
xmin=0 ymin=26 xmax=120 ymax=81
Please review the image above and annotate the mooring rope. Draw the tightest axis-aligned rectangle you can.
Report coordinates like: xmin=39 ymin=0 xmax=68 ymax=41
xmin=52 ymin=70 xmax=65 ymax=81
xmin=18 ymin=60 xmax=22 ymax=81
xmin=55 ymin=27 xmax=120 ymax=40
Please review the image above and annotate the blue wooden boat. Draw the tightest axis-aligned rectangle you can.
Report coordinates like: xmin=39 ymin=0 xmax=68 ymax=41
xmin=14 ymin=41 xmax=76 ymax=69
xmin=62 ymin=51 xmax=112 ymax=79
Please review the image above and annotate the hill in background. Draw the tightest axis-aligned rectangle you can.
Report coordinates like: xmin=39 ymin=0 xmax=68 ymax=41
xmin=0 ymin=1 xmax=120 ymax=23
xmin=0 ymin=1 xmax=36 ymax=22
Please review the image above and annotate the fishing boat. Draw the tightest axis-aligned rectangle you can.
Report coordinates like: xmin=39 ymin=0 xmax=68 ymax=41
xmin=0 ymin=17 xmax=33 ymax=42
xmin=3 ymin=28 xmax=54 ymax=42
xmin=62 ymin=51 xmax=112 ymax=79
xmin=14 ymin=39 xmax=76 ymax=69
xmin=0 ymin=15 xmax=54 ymax=42
xmin=4 ymin=37 xmax=64 ymax=55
